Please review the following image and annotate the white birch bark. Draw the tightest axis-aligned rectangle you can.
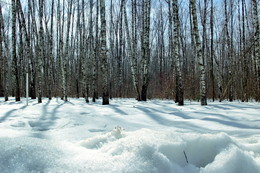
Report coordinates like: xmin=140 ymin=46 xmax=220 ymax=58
xmin=92 ymin=0 xmax=99 ymax=102
xmin=123 ymin=0 xmax=140 ymax=101
xmin=190 ymin=0 xmax=207 ymax=105
xmin=100 ymin=0 xmax=109 ymax=105
xmin=0 ymin=3 xmax=3 ymax=98
xmin=141 ymin=0 xmax=151 ymax=101
xmin=172 ymin=0 xmax=184 ymax=105
xmin=252 ymin=0 xmax=260 ymax=100
xmin=37 ymin=0 xmax=44 ymax=103
xmin=12 ymin=0 xmax=21 ymax=102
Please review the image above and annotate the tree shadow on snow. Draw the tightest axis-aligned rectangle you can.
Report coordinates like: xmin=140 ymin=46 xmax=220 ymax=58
xmin=209 ymin=103 xmax=260 ymax=110
xmin=135 ymin=106 xmax=210 ymax=133
xmin=29 ymin=100 xmax=65 ymax=135
xmin=202 ymin=117 xmax=260 ymax=129
xmin=109 ymin=105 xmax=129 ymax=115
xmin=0 ymin=105 xmax=27 ymax=123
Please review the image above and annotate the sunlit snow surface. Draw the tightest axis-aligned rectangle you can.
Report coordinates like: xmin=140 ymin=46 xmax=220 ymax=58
xmin=0 ymin=97 xmax=259 ymax=173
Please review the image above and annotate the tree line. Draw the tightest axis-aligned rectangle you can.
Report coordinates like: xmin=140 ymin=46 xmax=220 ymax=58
xmin=0 ymin=0 xmax=259 ymax=105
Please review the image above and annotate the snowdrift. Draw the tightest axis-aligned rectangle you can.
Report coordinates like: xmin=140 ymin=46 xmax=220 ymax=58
xmin=1 ymin=98 xmax=260 ymax=172
xmin=1 ymin=128 xmax=259 ymax=173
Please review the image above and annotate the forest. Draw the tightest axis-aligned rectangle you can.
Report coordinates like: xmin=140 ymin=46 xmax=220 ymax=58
xmin=0 ymin=0 xmax=259 ymax=105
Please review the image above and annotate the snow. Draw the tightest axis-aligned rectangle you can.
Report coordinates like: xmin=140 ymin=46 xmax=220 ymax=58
xmin=0 ymin=97 xmax=260 ymax=173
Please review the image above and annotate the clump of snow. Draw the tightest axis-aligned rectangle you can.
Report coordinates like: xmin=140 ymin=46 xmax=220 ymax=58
xmin=80 ymin=126 xmax=125 ymax=149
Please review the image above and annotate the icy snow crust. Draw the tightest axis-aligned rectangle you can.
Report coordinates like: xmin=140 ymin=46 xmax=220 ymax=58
xmin=0 ymin=98 xmax=259 ymax=173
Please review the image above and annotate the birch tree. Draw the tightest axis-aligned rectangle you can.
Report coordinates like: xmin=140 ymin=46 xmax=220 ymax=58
xmin=172 ymin=0 xmax=183 ymax=105
xmin=241 ymin=0 xmax=248 ymax=102
xmin=0 ymin=3 xmax=9 ymax=101
xmin=100 ymin=0 xmax=109 ymax=105
xmin=88 ymin=0 xmax=94 ymax=102
xmin=12 ymin=0 xmax=21 ymax=102
xmin=252 ymin=0 xmax=260 ymax=100
xmin=92 ymin=0 xmax=99 ymax=102
xmin=141 ymin=0 xmax=151 ymax=101
xmin=190 ymin=0 xmax=207 ymax=105
xmin=63 ymin=0 xmax=73 ymax=102
xmin=123 ymin=0 xmax=140 ymax=101
xmin=37 ymin=0 xmax=44 ymax=103
xmin=210 ymin=0 xmax=214 ymax=101
xmin=118 ymin=0 xmax=124 ymax=97
xmin=0 ymin=3 xmax=3 ymax=97
xmin=48 ymin=0 xmax=55 ymax=100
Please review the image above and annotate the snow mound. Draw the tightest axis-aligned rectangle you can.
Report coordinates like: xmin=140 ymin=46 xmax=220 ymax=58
xmin=76 ymin=128 xmax=260 ymax=173
xmin=80 ymin=126 xmax=125 ymax=149
xmin=0 ymin=137 xmax=64 ymax=173
xmin=0 ymin=128 xmax=259 ymax=173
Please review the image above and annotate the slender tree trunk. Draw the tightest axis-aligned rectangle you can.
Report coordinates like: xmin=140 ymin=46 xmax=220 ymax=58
xmin=172 ymin=0 xmax=184 ymax=105
xmin=118 ymin=0 xmax=124 ymax=97
xmin=0 ymin=4 xmax=8 ymax=101
xmin=241 ymin=0 xmax=248 ymax=102
xmin=0 ymin=4 xmax=4 ymax=97
xmin=132 ymin=0 xmax=140 ymax=101
xmin=189 ymin=2 xmax=196 ymax=100
xmin=37 ymin=0 xmax=44 ymax=103
xmin=17 ymin=0 xmax=31 ymax=100
xmin=75 ymin=0 xmax=81 ymax=99
xmin=28 ymin=0 xmax=36 ymax=99
xmin=210 ymin=0 xmax=215 ymax=101
xmin=109 ymin=0 xmax=114 ymax=99
xmin=48 ymin=0 xmax=55 ymax=100
xmin=252 ymin=0 xmax=260 ymax=101
xmin=12 ymin=0 xmax=21 ymax=102
xmin=141 ymin=0 xmax=151 ymax=101
xmin=190 ymin=0 xmax=207 ymax=105
xmin=123 ymin=0 xmax=140 ymax=101
xmin=92 ymin=0 xmax=99 ymax=102
xmin=87 ymin=0 xmax=94 ymax=102
xmin=201 ymin=0 xmax=207 ymax=100
xmin=100 ymin=0 xmax=109 ymax=105
xmin=223 ymin=0 xmax=233 ymax=102
xmin=62 ymin=0 xmax=73 ymax=102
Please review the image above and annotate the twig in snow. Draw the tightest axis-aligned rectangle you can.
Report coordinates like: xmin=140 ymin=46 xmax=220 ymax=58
xmin=183 ymin=150 xmax=189 ymax=163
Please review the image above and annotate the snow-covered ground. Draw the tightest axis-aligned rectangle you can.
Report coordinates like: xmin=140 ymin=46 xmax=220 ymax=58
xmin=0 ymin=97 xmax=259 ymax=173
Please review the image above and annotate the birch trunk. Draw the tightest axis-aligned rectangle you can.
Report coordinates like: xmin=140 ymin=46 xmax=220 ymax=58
xmin=210 ymin=0 xmax=215 ymax=101
xmin=123 ymin=0 xmax=140 ymax=101
xmin=12 ymin=0 xmax=21 ymax=102
xmin=100 ymin=0 xmax=109 ymax=105
xmin=88 ymin=0 xmax=94 ymax=102
xmin=28 ymin=0 xmax=36 ymax=99
xmin=141 ymin=0 xmax=151 ymax=101
xmin=61 ymin=0 xmax=72 ymax=102
xmin=0 ymin=4 xmax=3 ymax=97
xmin=224 ymin=0 xmax=233 ymax=101
xmin=241 ymin=0 xmax=248 ymax=102
xmin=92 ymin=0 xmax=99 ymax=102
xmin=190 ymin=0 xmax=207 ymax=105
xmin=252 ymin=0 xmax=260 ymax=100
xmin=132 ymin=0 xmax=140 ymax=101
xmin=189 ymin=2 xmax=196 ymax=100
xmin=118 ymin=0 xmax=124 ymax=97
xmin=109 ymin=0 xmax=114 ymax=98
xmin=0 ymin=4 xmax=8 ymax=101
xmin=37 ymin=0 xmax=44 ymax=103
xmin=48 ymin=0 xmax=55 ymax=100
xmin=172 ymin=0 xmax=184 ymax=105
